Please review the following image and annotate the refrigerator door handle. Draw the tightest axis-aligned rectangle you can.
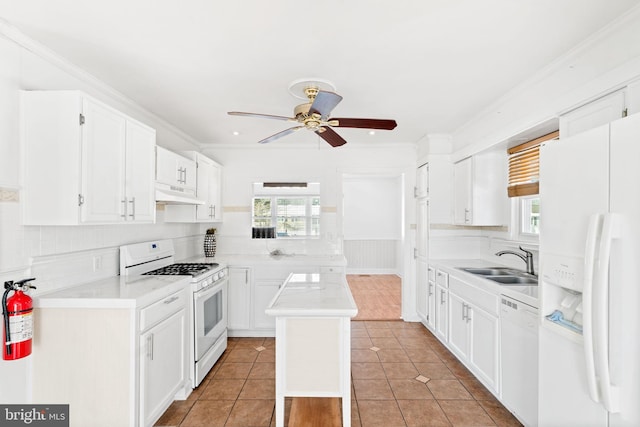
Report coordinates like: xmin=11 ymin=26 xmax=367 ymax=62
xmin=583 ymin=213 xmax=601 ymax=404
xmin=594 ymin=212 xmax=621 ymax=413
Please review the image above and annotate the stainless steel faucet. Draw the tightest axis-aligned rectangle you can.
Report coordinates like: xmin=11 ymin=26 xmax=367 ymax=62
xmin=495 ymin=246 xmax=536 ymax=276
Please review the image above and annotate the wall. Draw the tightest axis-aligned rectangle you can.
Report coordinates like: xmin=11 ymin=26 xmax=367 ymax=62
xmin=0 ymin=28 xmax=206 ymax=404
xmin=202 ymin=143 xmax=415 ymax=258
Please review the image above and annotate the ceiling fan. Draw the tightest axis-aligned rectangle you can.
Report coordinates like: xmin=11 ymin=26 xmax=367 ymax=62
xmin=228 ymin=81 xmax=397 ymax=147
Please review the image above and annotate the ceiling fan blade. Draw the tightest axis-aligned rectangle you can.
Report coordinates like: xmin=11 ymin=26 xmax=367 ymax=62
xmin=330 ymin=117 xmax=397 ymax=130
xmin=316 ymin=126 xmax=347 ymax=147
xmin=228 ymin=111 xmax=296 ymax=122
xmin=258 ymin=126 xmax=304 ymax=144
xmin=309 ymin=91 xmax=343 ymax=118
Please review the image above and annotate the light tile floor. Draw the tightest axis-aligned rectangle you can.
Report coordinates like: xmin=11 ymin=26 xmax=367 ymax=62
xmin=155 ymin=321 xmax=522 ymax=427
xmin=347 ymin=274 xmax=402 ymax=321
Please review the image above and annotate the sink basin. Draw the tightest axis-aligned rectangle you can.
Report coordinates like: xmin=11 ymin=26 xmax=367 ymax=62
xmin=486 ymin=276 xmax=538 ymax=285
xmin=460 ymin=267 xmax=519 ymax=276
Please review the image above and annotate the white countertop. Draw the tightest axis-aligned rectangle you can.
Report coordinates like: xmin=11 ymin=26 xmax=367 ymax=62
xmin=429 ymin=259 xmax=539 ymax=308
xmin=265 ymin=272 xmax=358 ymax=317
xmin=34 ymin=275 xmax=191 ymax=309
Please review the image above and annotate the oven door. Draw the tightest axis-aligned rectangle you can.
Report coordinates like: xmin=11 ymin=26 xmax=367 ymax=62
xmin=194 ymin=278 xmax=227 ymax=361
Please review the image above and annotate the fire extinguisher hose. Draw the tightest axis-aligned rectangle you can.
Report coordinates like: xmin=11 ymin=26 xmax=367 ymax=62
xmin=2 ymin=286 xmax=12 ymax=356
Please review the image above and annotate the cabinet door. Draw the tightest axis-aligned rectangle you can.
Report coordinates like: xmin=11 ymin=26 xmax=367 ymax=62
xmin=559 ymin=90 xmax=625 ymax=138
xmin=426 ymin=281 xmax=436 ymax=331
xmin=453 ymin=158 xmax=472 ymax=225
xmin=254 ymin=281 xmax=281 ymax=329
xmin=435 ymin=284 xmax=448 ymax=342
xmin=469 ymin=305 xmax=499 ymax=392
xmin=80 ymin=98 xmax=127 ymax=223
xmin=177 ymin=155 xmax=197 ymax=191
xmin=125 ymin=120 xmax=156 ymax=223
xmin=415 ymin=163 xmax=429 ymax=198
xmin=228 ymin=267 xmax=251 ymax=330
xmin=448 ymin=292 xmax=470 ymax=360
xmin=416 ymin=262 xmax=428 ymax=322
xmin=140 ymin=309 xmax=186 ymax=427
xmin=210 ymin=162 xmax=222 ymax=221
xmin=195 ymin=158 xmax=214 ymax=221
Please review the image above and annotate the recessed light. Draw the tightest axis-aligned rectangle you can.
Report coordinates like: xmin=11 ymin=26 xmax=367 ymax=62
xmin=232 ymin=131 xmax=240 ymax=136
xmin=368 ymin=131 xmax=376 ymax=136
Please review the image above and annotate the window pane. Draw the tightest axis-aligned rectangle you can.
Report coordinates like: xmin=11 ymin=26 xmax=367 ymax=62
xmin=252 ymin=198 xmax=272 ymax=227
xmin=521 ymin=197 xmax=540 ymax=235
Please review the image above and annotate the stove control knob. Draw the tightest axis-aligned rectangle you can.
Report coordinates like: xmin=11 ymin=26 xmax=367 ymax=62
xmin=219 ymin=270 xmax=226 ymax=278
xmin=213 ymin=273 xmax=220 ymax=281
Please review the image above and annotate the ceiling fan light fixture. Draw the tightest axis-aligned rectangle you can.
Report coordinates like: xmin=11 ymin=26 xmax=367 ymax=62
xmin=288 ymin=78 xmax=336 ymax=100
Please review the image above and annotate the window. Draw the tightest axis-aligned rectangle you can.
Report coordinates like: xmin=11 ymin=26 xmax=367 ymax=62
xmin=252 ymin=183 xmax=320 ymax=239
xmin=508 ymin=131 xmax=557 ymax=238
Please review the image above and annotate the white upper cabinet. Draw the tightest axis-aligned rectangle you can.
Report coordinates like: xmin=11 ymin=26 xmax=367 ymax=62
xmin=156 ymin=146 xmax=197 ymax=191
xmin=559 ymin=89 xmax=626 ymax=138
xmin=415 ymin=162 xmax=429 ymax=198
xmin=164 ymin=151 xmax=223 ymax=223
xmin=453 ymin=151 xmax=508 ymax=226
xmin=21 ymin=90 xmax=156 ymax=225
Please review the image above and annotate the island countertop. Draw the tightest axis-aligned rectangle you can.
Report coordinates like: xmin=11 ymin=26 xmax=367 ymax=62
xmin=265 ymin=272 xmax=358 ymax=318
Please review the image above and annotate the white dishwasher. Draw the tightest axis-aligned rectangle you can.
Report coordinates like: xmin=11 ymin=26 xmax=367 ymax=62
xmin=500 ymin=295 xmax=538 ymax=427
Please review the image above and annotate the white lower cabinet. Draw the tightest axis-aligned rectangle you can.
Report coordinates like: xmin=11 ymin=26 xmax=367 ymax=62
xmin=447 ymin=276 xmax=500 ymax=394
xmin=435 ymin=283 xmax=448 ymax=341
xmin=32 ymin=287 xmax=190 ymax=427
xmin=426 ymin=280 xmax=436 ymax=331
xmin=228 ymin=267 xmax=252 ymax=331
xmin=140 ymin=308 xmax=186 ymax=427
xmin=253 ymin=281 xmax=281 ymax=329
xmin=416 ymin=262 xmax=428 ymax=323
xmin=227 ymin=261 xmax=346 ymax=337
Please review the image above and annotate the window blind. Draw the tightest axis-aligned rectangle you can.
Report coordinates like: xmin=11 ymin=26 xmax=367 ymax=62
xmin=507 ymin=130 xmax=559 ymax=197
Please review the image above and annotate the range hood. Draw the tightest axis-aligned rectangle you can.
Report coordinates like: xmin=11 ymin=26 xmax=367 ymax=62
xmin=155 ymin=183 xmax=205 ymax=205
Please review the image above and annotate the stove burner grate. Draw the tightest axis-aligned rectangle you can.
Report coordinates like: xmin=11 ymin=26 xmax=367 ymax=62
xmin=143 ymin=263 xmax=219 ymax=277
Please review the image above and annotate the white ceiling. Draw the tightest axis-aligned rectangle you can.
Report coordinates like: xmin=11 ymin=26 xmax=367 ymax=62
xmin=1 ymin=0 xmax=639 ymax=148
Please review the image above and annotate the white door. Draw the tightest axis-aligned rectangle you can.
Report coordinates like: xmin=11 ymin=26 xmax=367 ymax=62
xmin=415 ymin=197 xmax=429 ymax=323
xmin=81 ymin=98 xmax=126 ymax=223
xmin=416 ymin=163 xmax=429 ymax=198
xmin=125 ymin=120 xmax=156 ymax=222
xmin=210 ymin=162 xmax=223 ymax=221
xmin=539 ymin=124 xmax=609 ymax=262
xmin=609 ymin=112 xmax=640 ymax=427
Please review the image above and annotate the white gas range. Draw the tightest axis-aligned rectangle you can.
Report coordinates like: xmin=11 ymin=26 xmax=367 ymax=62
xmin=120 ymin=240 xmax=228 ymax=388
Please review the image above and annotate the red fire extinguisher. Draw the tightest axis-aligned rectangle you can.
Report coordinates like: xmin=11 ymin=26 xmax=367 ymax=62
xmin=2 ymin=278 xmax=37 ymax=360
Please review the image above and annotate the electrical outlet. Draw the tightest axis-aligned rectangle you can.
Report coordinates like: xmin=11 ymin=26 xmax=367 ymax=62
xmin=93 ymin=256 xmax=102 ymax=272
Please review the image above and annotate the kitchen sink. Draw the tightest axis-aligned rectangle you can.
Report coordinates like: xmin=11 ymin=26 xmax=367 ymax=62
xmin=457 ymin=266 xmax=538 ymax=286
xmin=486 ymin=276 xmax=538 ymax=285
xmin=460 ymin=267 xmax=519 ymax=276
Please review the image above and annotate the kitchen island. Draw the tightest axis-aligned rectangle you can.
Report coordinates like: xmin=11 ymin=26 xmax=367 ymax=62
xmin=265 ymin=272 xmax=358 ymax=427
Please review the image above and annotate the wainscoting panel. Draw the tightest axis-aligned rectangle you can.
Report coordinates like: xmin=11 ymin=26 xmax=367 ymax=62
xmin=344 ymin=239 xmax=398 ymax=274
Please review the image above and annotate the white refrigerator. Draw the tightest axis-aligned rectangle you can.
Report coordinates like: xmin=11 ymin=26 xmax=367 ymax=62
xmin=537 ymin=111 xmax=640 ymax=427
